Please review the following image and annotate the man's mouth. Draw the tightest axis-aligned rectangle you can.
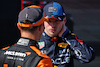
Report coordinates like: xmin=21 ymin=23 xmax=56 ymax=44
xmin=50 ymin=29 xmax=56 ymax=33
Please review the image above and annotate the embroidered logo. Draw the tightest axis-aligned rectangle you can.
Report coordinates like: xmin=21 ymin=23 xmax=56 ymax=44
xmin=38 ymin=42 xmax=45 ymax=49
xmin=58 ymin=42 xmax=69 ymax=48
xmin=48 ymin=7 xmax=57 ymax=12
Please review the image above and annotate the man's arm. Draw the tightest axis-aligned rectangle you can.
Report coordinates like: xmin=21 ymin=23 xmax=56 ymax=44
xmin=62 ymin=30 xmax=95 ymax=63
xmin=36 ymin=58 xmax=53 ymax=67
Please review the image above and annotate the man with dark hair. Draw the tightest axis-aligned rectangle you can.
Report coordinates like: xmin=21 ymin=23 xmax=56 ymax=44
xmin=38 ymin=2 xmax=95 ymax=67
xmin=0 ymin=5 xmax=53 ymax=67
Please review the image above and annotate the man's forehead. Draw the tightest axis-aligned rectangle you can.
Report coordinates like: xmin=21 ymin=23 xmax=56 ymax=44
xmin=49 ymin=18 xmax=60 ymax=21
xmin=49 ymin=18 xmax=59 ymax=21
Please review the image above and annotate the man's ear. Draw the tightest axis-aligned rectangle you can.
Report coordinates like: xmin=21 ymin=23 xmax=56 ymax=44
xmin=17 ymin=23 xmax=21 ymax=30
xmin=63 ymin=17 xmax=67 ymax=23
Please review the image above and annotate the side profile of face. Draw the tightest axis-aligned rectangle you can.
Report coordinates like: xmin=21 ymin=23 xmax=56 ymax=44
xmin=44 ymin=18 xmax=65 ymax=37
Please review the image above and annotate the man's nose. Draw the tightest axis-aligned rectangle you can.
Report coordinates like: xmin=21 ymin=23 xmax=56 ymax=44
xmin=50 ymin=22 xmax=56 ymax=27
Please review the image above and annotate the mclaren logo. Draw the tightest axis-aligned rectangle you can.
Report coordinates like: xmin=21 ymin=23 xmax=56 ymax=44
xmin=4 ymin=51 xmax=26 ymax=57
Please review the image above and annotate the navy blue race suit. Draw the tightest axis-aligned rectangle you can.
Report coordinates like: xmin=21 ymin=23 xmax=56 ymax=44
xmin=38 ymin=29 xmax=95 ymax=67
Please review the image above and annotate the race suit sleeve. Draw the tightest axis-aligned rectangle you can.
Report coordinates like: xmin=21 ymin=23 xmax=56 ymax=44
xmin=36 ymin=58 xmax=53 ymax=67
xmin=30 ymin=46 xmax=53 ymax=67
xmin=62 ymin=29 xmax=95 ymax=63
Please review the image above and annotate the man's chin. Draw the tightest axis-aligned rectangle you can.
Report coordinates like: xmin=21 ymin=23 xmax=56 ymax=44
xmin=50 ymin=32 xmax=58 ymax=37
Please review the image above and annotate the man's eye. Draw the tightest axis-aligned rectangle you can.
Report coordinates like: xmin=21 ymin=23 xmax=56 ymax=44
xmin=49 ymin=19 xmax=51 ymax=22
xmin=48 ymin=19 xmax=59 ymax=22
xmin=55 ymin=20 xmax=58 ymax=22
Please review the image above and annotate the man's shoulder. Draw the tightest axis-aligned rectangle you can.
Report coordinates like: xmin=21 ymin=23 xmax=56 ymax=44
xmin=40 ymin=32 xmax=50 ymax=40
xmin=1 ymin=46 xmax=10 ymax=50
xmin=30 ymin=46 xmax=50 ymax=58
xmin=62 ymin=29 xmax=76 ymax=40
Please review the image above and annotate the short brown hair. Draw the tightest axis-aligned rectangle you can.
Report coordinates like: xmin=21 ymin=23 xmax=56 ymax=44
xmin=20 ymin=20 xmax=39 ymax=33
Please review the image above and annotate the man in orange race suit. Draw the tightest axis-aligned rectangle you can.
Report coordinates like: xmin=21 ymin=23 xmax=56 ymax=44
xmin=0 ymin=5 xmax=53 ymax=67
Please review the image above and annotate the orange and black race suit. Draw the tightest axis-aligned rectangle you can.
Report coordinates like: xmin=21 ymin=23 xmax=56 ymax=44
xmin=0 ymin=37 xmax=53 ymax=67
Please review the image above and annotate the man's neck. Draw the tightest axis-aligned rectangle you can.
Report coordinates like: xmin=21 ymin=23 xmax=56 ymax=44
xmin=21 ymin=32 xmax=39 ymax=42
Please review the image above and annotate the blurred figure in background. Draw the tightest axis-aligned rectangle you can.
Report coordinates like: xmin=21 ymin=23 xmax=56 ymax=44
xmin=23 ymin=0 xmax=49 ymax=8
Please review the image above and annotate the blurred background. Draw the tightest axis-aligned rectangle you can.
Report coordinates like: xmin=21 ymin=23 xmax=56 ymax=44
xmin=0 ymin=0 xmax=100 ymax=67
